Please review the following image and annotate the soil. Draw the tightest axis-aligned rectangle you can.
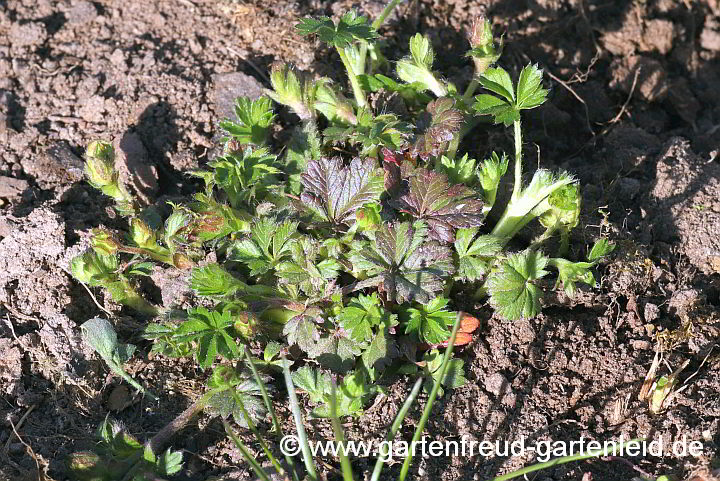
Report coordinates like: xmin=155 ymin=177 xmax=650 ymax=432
xmin=1 ymin=0 xmax=719 ymax=480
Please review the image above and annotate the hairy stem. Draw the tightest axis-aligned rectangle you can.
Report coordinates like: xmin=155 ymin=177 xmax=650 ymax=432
xmin=358 ymin=0 xmax=403 ymax=74
xmin=511 ymin=119 xmax=523 ymax=201
xmin=337 ymin=47 xmax=367 ymax=108
xmin=461 ymin=78 xmax=479 ymax=103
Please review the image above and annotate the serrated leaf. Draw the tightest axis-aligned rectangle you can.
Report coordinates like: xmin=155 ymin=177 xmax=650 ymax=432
xmin=403 ymin=297 xmax=456 ymax=344
xmin=323 ymin=109 xmax=412 ymax=156
xmin=516 ymin=64 xmax=548 ymax=110
xmin=477 ymin=151 xmax=509 ymax=207
xmin=337 ymin=293 xmax=395 ymax=342
xmin=454 ymin=228 xmax=503 ymax=281
xmin=276 ymin=238 xmax=341 ymax=297
xmin=206 ymin=366 xmax=268 ymax=429
xmin=488 ymin=250 xmax=549 ymax=320
xmin=155 ymin=449 xmax=183 ymax=476
xmin=295 ymin=10 xmax=378 ymax=49
xmin=314 ymin=331 xmax=364 ymax=373
xmin=283 ymin=315 xmax=319 ymax=354
xmin=588 ymin=238 xmax=615 ymax=262
xmin=292 ymin=366 xmax=331 ymax=403
xmin=311 ymin=370 xmax=373 ymax=418
xmin=300 ymin=157 xmax=384 ymax=226
xmin=424 ymin=349 xmax=467 ymax=396
xmin=229 ymin=218 xmax=298 ymax=277
xmin=410 ymin=97 xmax=464 ymax=161
xmin=361 ymin=328 xmax=399 ymax=381
xmin=205 ymin=146 xmax=280 ymax=208
xmin=190 ymin=263 xmax=245 ymax=297
xmin=284 ymin=121 xmax=322 ymax=195
xmin=175 ymin=307 xmax=239 ymax=368
xmin=392 ymin=168 xmax=484 ymax=243
xmin=396 ymin=34 xmax=446 ymax=96
xmin=219 ymin=96 xmax=275 ymax=146
xmin=350 ymin=221 xmax=455 ymax=304
xmin=436 ymin=153 xmax=477 ymax=186
xmin=549 ymin=258 xmax=595 ymax=297
xmin=479 ymin=67 xmax=515 ymax=102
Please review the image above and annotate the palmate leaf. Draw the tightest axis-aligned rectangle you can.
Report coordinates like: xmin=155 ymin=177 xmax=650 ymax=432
xmin=229 ymin=218 xmax=298 ymax=277
xmin=276 ymin=238 xmax=341 ymax=297
xmin=454 ymin=228 xmax=503 ymax=281
xmin=206 ymin=366 xmax=268 ymax=429
xmin=337 ymin=293 xmax=396 ymax=343
xmin=403 ymin=296 xmax=456 ymax=344
xmin=473 ymin=64 xmax=548 ymax=126
xmin=349 ymin=221 xmax=455 ymax=304
xmin=295 ymin=10 xmax=378 ymax=49
xmin=323 ymin=108 xmax=412 ymax=156
xmin=219 ymin=96 xmax=275 ymax=146
xmin=361 ymin=327 xmax=399 ymax=381
xmin=410 ymin=97 xmax=464 ymax=161
xmin=392 ymin=168 xmax=485 ymax=243
xmin=283 ymin=314 xmax=320 ymax=354
xmin=314 ymin=328 xmax=364 ymax=373
xmin=174 ymin=307 xmax=240 ymax=368
xmin=292 ymin=366 xmax=331 ymax=403
xmin=300 ymin=156 xmax=384 ymax=226
xmin=488 ymin=250 xmax=549 ymax=320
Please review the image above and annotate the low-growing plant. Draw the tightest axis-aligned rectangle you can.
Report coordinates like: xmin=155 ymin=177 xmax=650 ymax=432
xmin=69 ymin=2 xmax=616 ymax=479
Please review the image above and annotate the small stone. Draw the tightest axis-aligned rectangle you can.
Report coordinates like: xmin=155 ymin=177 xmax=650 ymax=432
xmin=212 ymin=71 xmax=266 ymax=120
xmin=0 ymin=176 xmax=29 ymax=198
xmin=643 ymin=302 xmax=660 ymax=323
xmin=114 ymin=131 xmax=158 ymax=201
xmin=66 ymin=0 xmax=97 ymax=26
xmin=484 ymin=372 xmax=510 ymax=397
xmin=23 ymin=142 xmax=85 ymax=188
xmin=107 ymin=385 xmax=130 ymax=411
xmin=9 ymin=22 xmax=47 ymax=48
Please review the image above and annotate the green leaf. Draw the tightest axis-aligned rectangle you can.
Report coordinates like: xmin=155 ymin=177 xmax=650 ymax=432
xmin=361 ymin=328 xmax=399 ymax=381
xmin=311 ymin=370 xmax=373 ymax=418
xmin=337 ymin=293 xmax=395 ymax=343
xmin=323 ymin=108 xmax=412 ymax=157
xmin=219 ymin=96 xmax=275 ymax=146
xmin=300 ymin=157 xmax=384 ymax=226
xmin=436 ymin=153 xmax=477 ymax=186
xmin=292 ymin=366 xmax=331 ymax=403
xmin=488 ymin=250 xmax=549 ymax=320
xmin=229 ymin=218 xmax=298 ymax=277
xmin=392 ymin=168 xmax=485 ymax=243
xmin=314 ymin=330 xmax=364 ymax=373
xmin=275 ymin=238 xmax=341 ymax=297
xmin=206 ymin=366 xmax=268 ymax=429
xmin=454 ymin=228 xmax=503 ymax=281
xmin=423 ymin=349 xmax=467 ymax=396
xmin=155 ymin=449 xmax=183 ymax=476
xmin=516 ymin=64 xmax=548 ymax=110
xmin=588 ymin=238 xmax=615 ymax=262
xmin=403 ymin=297 xmax=456 ymax=344
xmin=479 ymin=67 xmax=515 ymax=102
xmin=190 ymin=263 xmax=246 ymax=297
xmin=396 ymin=34 xmax=446 ymax=96
xmin=283 ymin=315 xmax=319 ymax=354
xmin=203 ymin=146 xmax=280 ymax=208
xmin=284 ymin=120 xmax=322 ymax=195
xmin=295 ymin=10 xmax=378 ymax=49
xmin=349 ymin=221 xmax=455 ymax=304
xmin=175 ymin=307 xmax=239 ymax=368
xmin=549 ymin=258 xmax=595 ymax=297
xmin=477 ymin=151 xmax=509 ymax=207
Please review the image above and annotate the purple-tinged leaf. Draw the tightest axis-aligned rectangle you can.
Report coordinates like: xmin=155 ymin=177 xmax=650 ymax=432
xmin=300 ymin=157 xmax=384 ymax=226
xmin=409 ymin=98 xmax=464 ymax=161
xmin=392 ymin=169 xmax=484 ymax=242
